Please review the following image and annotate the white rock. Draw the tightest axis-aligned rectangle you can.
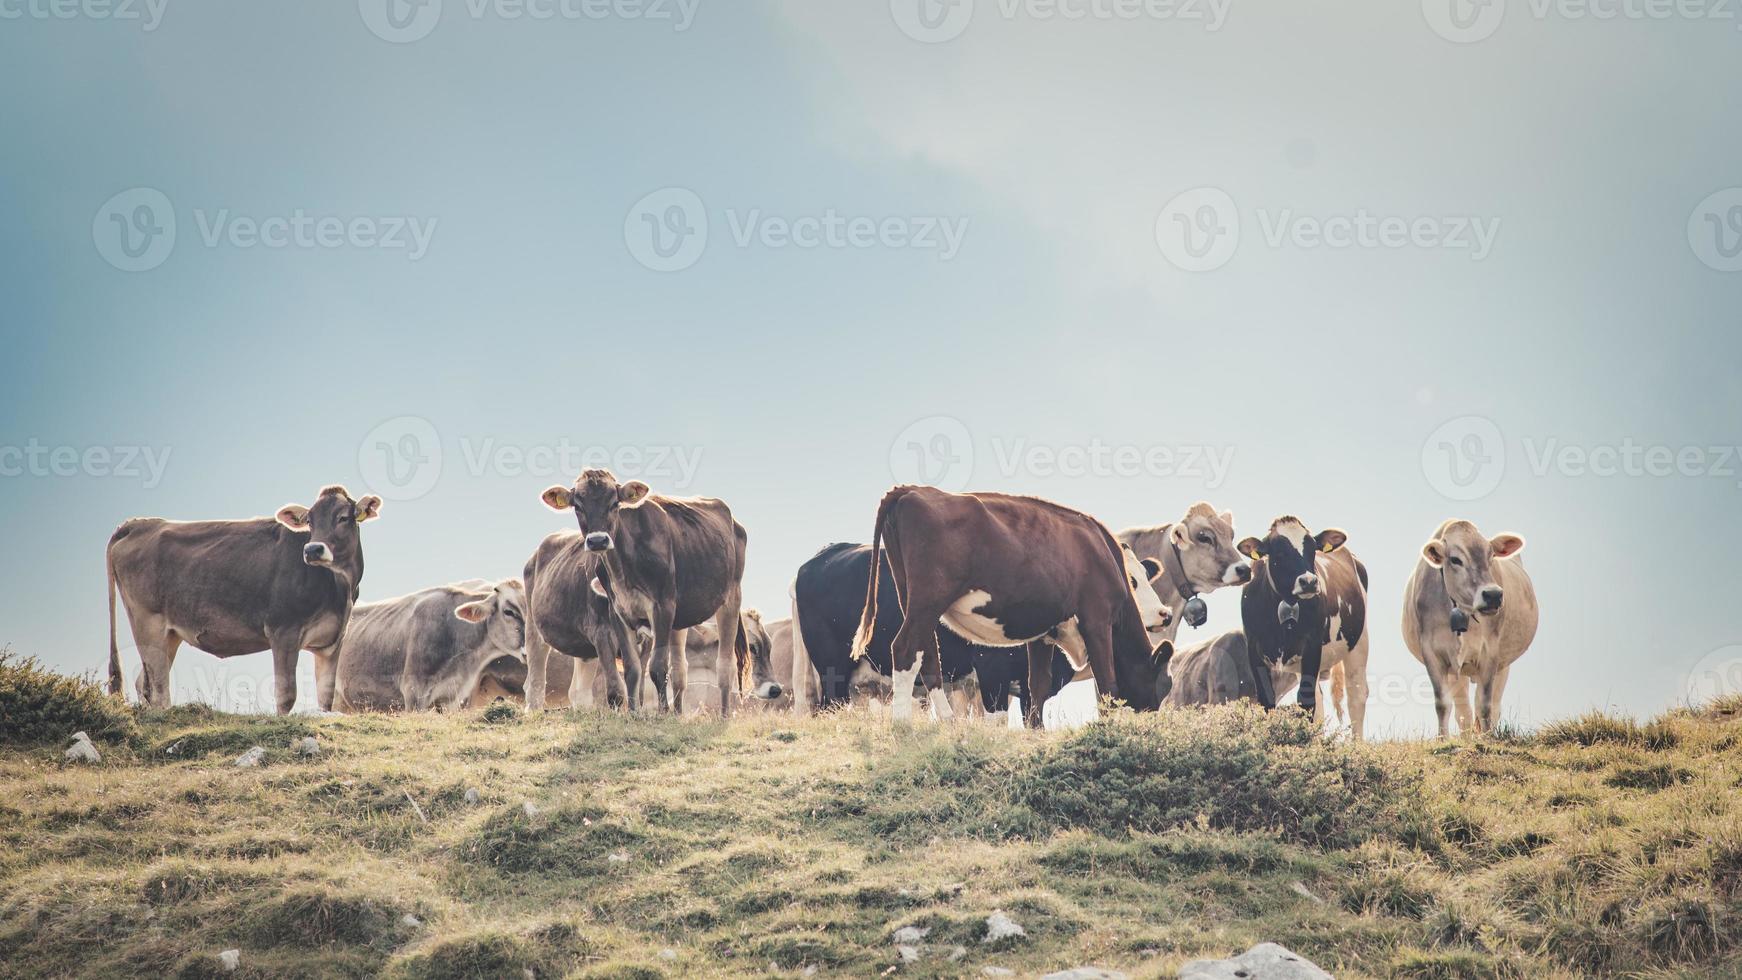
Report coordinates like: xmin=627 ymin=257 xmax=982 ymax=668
xmin=1179 ymin=943 xmax=1332 ymax=980
xmin=296 ymin=736 xmax=320 ymax=756
xmin=65 ymin=739 xmax=101 ymax=763
xmin=71 ymin=731 xmax=92 ymax=744
xmin=892 ymin=925 xmax=930 ymax=944
xmin=981 ymin=969 xmax=1015 ymax=978
xmin=1040 ymin=970 xmax=1126 ymax=980
xmin=896 ymin=944 xmax=922 ymax=963
xmin=165 ymin=740 xmax=183 ymax=755
xmin=464 ymin=788 xmax=480 ymax=804
xmin=607 ymin=851 xmax=629 ymax=864
xmin=234 ymin=746 xmax=265 ymax=767
xmin=521 ymin=801 xmax=539 ymax=818
xmin=217 ymin=948 xmax=240 ymax=972
xmin=982 ymin=910 xmax=1026 ymax=943
xmin=400 ymin=914 xmax=423 ymax=928
xmin=657 ymin=948 xmax=677 ymax=961
xmin=802 ymin=967 xmax=818 ymax=977
xmin=1290 ymin=881 xmax=1325 ymax=904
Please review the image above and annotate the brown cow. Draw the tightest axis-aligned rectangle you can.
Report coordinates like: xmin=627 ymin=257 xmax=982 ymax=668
xmin=851 ymin=486 xmax=1174 ymax=725
xmin=106 ymin=485 xmax=382 ymax=713
xmin=539 ymin=469 xmax=752 ymax=716
xmin=521 ymin=531 xmax=637 ymax=711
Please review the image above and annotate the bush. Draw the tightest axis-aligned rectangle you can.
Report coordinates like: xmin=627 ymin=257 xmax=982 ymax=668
xmin=1014 ymin=705 xmax=1420 ymax=848
xmin=1538 ymin=712 xmax=1643 ymax=747
xmin=0 ymin=649 xmax=136 ymax=746
xmin=481 ymin=701 xmax=518 ymax=725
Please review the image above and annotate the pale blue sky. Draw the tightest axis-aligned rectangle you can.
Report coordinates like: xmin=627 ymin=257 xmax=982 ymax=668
xmin=2 ymin=0 xmax=1738 ymax=732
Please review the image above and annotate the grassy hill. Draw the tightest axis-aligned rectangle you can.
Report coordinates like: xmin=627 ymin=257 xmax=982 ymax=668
xmin=2 ymin=656 xmax=1740 ymax=978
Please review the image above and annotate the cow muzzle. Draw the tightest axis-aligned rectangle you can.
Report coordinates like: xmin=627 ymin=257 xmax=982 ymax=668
xmin=1146 ymin=607 xmax=1173 ymax=633
xmin=1277 ymin=599 xmax=1301 ymax=630
xmin=1226 ymin=561 xmax=1253 ymax=585
xmin=584 ymin=532 xmax=614 ymax=552
xmin=1293 ymin=573 xmax=1320 ymax=600
xmin=755 ymin=681 xmax=784 ymax=700
xmin=1477 ymin=585 xmax=1504 ymax=613
xmin=303 ymin=542 xmax=334 ymax=566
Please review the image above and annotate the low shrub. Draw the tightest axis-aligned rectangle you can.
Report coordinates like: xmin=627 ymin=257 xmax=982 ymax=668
xmin=1538 ymin=712 xmax=1643 ymax=748
xmin=0 ymin=650 xmax=136 ymax=746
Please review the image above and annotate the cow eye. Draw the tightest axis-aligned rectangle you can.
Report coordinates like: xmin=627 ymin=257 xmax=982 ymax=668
xmin=1448 ymin=556 xmax=1463 ymax=567
xmin=1196 ymin=532 xmax=1212 ymax=544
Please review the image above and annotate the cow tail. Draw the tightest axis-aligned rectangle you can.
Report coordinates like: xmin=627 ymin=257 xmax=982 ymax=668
xmin=1330 ymin=661 xmax=1348 ymax=727
xmin=106 ymin=535 xmax=123 ymax=697
xmin=851 ymin=487 xmax=903 ymax=661
xmin=735 ymin=619 xmax=751 ymax=693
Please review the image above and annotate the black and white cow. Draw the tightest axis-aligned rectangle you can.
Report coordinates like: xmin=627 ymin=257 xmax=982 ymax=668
xmin=1237 ymin=516 xmax=1371 ymax=739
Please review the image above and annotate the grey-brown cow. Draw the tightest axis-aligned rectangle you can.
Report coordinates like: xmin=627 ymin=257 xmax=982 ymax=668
xmin=335 ymin=579 xmax=527 ymax=712
xmin=107 ymin=485 xmax=382 ymax=713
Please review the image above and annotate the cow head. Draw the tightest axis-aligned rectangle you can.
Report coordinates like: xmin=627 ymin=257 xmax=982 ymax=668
xmin=455 ymin=578 xmax=529 ymax=660
xmin=1122 ymin=544 xmax=1174 ymax=635
xmin=541 ymin=469 xmax=649 ymax=552
xmin=1238 ymin=517 xmax=1347 ymax=625
xmin=741 ymin=608 xmax=784 ymax=700
xmin=1168 ymin=502 xmax=1252 ymax=594
xmin=1421 ymin=521 xmax=1523 ymax=616
xmin=276 ymin=486 xmax=381 ymax=570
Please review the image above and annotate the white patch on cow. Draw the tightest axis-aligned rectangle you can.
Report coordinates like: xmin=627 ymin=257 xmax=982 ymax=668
xmin=1122 ymin=545 xmax=1170 ymax=632
xmin=928 ymin=686 xmax=956 ymax=722
xmin=941 ymin=589 xmax=1021 ymax=646
xmin=889 ymin=664 xmax=920 ymax=721
xmin=1272 ymin=518 xmax=1312 ymax=555
xmin=1222 ymin=562 xmax=1248 ymax=585
xmin=1052 ymin=617 xmax=1089 ymax=672
xmin=1043 ymin=678 xmax=1100 ymax=730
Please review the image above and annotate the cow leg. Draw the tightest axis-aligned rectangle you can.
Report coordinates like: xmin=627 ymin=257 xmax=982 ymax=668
xmin=647 ymin=620 xmax=673 ymax=713
xmin=1450 ymin=676 xmax=1475 ymax=735
xmin=622 ymin=632 xmax=647 ymax=713
xmin=1024 ymin=640 xmax=1054 ymax=729
xmin=269 ymin=641 xmax=300 ymax=715
xmin=886 ymin=602 xmax=942 ymax=723
xmin=125 ymin=611 xmax=175 ymax=709
xmin=713 ymin=599 xmax=742 ymax=719
xmin=523 ymin=624 xmax=551 ymax=712
xmin=1343 ymin=636 xmax=1371 ymax=741
xmin=1248 ymin=647 xmax=1279 ymax=710
xmin=311 ymin=646 xmax=340 ymax=713
xmin=1424 ymin=656 xmax=1454 ymax=737
xmin=920 ymin=631 xmax=952 ymax=722
xmin=600 ymin=629 xmax=630 ymax=710
xmin=667 ymin=624 xmax=690 ymax=715
xmin=789 ymin=591 xmax=812 ymax=717
xmin=1477 ymin=664 xmax=1511 ymax=734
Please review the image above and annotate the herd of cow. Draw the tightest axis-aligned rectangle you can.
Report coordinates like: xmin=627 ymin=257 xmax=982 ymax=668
xmin=104 ymin=470 xmax=1540 ymax=738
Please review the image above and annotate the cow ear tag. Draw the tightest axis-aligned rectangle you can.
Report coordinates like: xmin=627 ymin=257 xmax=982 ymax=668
xmin=1183 ymin=595 xmax=1208 ymax=629
xmin=1449 ymin=607 xmax=1469 ymax=635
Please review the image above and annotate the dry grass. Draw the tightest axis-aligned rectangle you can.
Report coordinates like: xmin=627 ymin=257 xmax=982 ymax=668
xmin=2 ymin=673 xmax=1741 ymax=978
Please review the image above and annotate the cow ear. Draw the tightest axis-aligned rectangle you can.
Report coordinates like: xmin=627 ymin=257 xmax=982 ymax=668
xmin=1151 ymin=639 xmax=1174 ymax=664
xmin=1141 ymin=557 xmax=1163 ymax=581
xmin=541 ymin=486 xmax=573 ymax=511
xmin=1236 ymin=536 xmax=1264 ymax=560
xmin=618 ymin=481 xmax=651 ymax=507
xmin=1490 ymin=533 xmax=1525 ymax=558
xmin=454 ymin=599 xmax=492 ymax=624
xmin=744 ymin=608 xmax=761 ymax=622
xmin=276 ymin=505 xmax=311 ymax=531
xmin=1218 ymin=510 xmax=1234 ymax=528
xmin=1421 ymin=539 xmax=1447 ymax=568
xmin=356 ymin=495 xmax=383 ymax=522
xmin=1315 ymin=528 xmax=1348 ymax=553
xmin=1169 ymin=522 xmax=1190 ymax=546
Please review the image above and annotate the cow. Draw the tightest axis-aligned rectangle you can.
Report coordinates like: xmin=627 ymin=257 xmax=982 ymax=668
xmin=1161 ymin=629 xmax=1257 ymax=706
xmin=334 ymin=579 xmax=527 ymax=712
xmin=1116 ymin=502 xmax=1252 ymax=642
xmin=851 ymin=486 xmax=1175 ymax=726
xmin=1402 ymin=520 xmax=1537 ymax=736
xmin=791 ymin=541 xmax=989 ymax=718
xmin=521 ymin=531 xmax=638 ymax=712
xmin=106 ymin=485 xmax=382 ymax=714
xmin=577 ymin=608 xmax=777 ymax=714
xmin=1236 ymin=516 xmax=1371 ymax=739
xmin=967 ymin=645 xmax=1072 ymax=724
xmin=540 ymin=469 xmax=754 ymax=716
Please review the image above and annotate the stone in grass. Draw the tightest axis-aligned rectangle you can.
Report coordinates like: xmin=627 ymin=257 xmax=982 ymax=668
xmin=981 ymin=969 xmax=1015 ymax=978
xmin=464 ymin=788 xmax=480 ymax=805
xmin=1179 ymin=943 xmax=1331 ymax=980
xmin=982 ymin=910 xmax=1025 ymax=943
xmin=896 ymin=945 xmax=922 ymax=963
xmin=217 ymin=949 xmax=241 ymax=973
xmin=65 ymin=732 xmax=100 ymax=763
xmin=521 ymin=801 xmax=539 ymax=818
xmin=234 ymin=746 xmax=265 ymax=768
xmin=296 ymin=736 xmax=320 ymax=756
xmin=892 ymin=925 xmax=930 ymax=945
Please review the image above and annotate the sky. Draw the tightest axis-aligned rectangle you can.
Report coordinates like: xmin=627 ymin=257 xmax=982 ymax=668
xmin=1 ymin=0 xmax=1739 ymax=734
